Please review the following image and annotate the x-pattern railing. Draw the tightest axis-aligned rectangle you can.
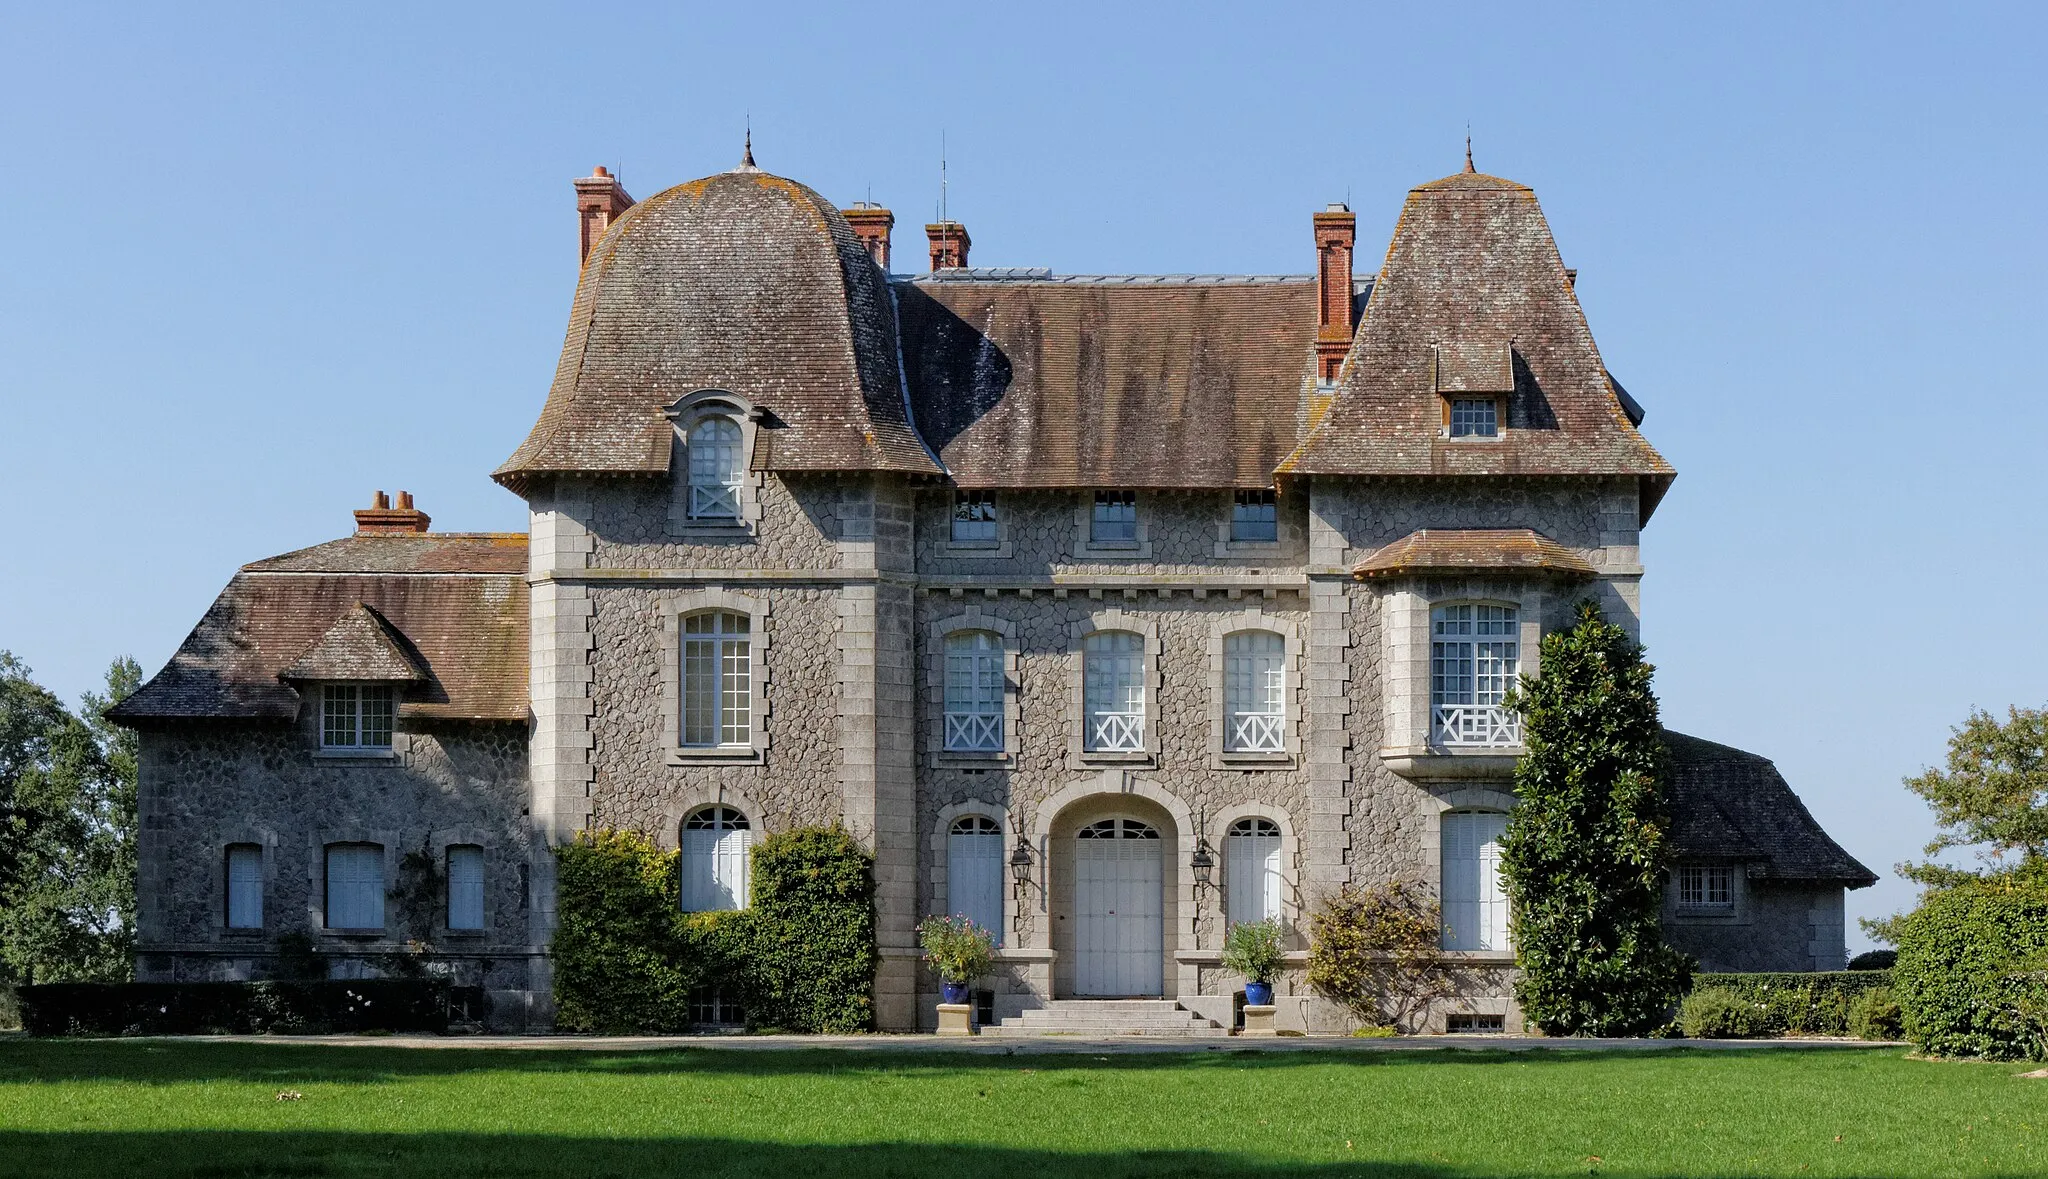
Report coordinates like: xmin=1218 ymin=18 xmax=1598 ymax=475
xmin=691 ymin=483 xmax=740 ymax=519
xmin=944 ymin=712 xmax=1002 ymax=752
xmin=1433 ymin=703 xmax=1521 ymax=747
xmin=1088 ymin=710 xmax=1145 ymax=752
xmin=1229 ymin=711 xmax=1285 ymax=752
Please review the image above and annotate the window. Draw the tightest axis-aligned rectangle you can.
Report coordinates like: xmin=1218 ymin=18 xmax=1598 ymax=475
xmin=1430 ymin=604 xmax=1520 ymax=746
xmin=687 ymin=416 xmax=744 ymax=520
xmin=682 ymin=612 xmax=752 ymax=748
xmin=1226 ymin=818 xmax=1283 ymax=927
xmin=1223 ymin=632 xmax=1286 ymax=752
xmin=943 ymin=631 xmax=1003 ymax=752
xmin=225 ymin=844 xmax=262 ymax=929
xmin=325 ymin=842 xmax=385 ymax=929
xmin=1230 ymin=490 xmax=1278 ymax=543
xmin=947 ymin=815 xmax=1005 ymax=946
xmin=447 ymin=845 xmax=485 ymax=931
xmin=1446 ymin=1013 xmax=1506 ymax=1033
xmin=1078 ymin=817 xmax=1160 ymax=840
xmin=321 ymin=684 xmax=394 ymax=750
xmin=1449 ymin=398 xmax=1499 ymax=437
xmin=681 ymin=807 xmax=752 ymax=912
xmin=1091 ymin=491 xmax=1138 ymax=545
xmin=690 ymin=985 xmax=745 ymax=1027
xmin=1440 ymin=811 xmax=1509 ymax=951
xmin=951 ymin=491 xmax=998 ymax=544
xmin=1082 ymin=630 xmax=1145 ymax=752
xmin=1678 ymin=865 xmax=1735 ymax=911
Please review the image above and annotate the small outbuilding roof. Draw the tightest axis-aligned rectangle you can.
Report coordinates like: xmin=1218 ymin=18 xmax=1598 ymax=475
xmin=1352 ymin=528 xmax=1596 ymax=580
xmin=1664 ymin=731 xmax=1878 ymax=887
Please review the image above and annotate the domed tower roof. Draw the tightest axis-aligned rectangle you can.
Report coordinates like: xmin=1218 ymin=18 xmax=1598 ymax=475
xmin=496 ymin=164 xmax=940 ymax=492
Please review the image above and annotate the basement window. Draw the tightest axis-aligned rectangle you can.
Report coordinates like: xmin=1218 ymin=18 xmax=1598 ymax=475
xmin=1445 ymin=1013 xmax=1506 ymax=1034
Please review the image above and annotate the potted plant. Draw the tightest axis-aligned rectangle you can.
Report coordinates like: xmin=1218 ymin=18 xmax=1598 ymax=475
xmin=1221 ymin=917 xmax=1286 ymax=1007
xmin=918 ymin=914 xmax=997 ymax=1005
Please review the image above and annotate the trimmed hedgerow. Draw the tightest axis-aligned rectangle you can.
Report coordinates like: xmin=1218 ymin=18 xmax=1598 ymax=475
xmin=20 ymin=980 xmax=450 ymax=1036
xmin=1848 ymin=986 xmax=1904 ymax=1041
xmin=551 ymin=825 xmax=876 ymax=1035
xmin=1893 ymin=872 xmax=2048 ymax=1061
xmin=1682 ymin=971 xmax=1895 ymax=1038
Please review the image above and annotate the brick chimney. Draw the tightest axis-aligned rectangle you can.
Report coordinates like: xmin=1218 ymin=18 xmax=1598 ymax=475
xmin=926 ymin=221 xmax=970 ymax=271
xmin=354 ymin=490 xmax=431 ymax=535
xmin=573 ymin=166 xmax=635 ymax=264
xmin=1313 ymin=203 xmax=1357 ymax=382
xmin=844 ymin=203 xmax=894 ymax=269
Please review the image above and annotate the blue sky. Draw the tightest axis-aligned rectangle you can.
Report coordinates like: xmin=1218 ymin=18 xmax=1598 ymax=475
xmin=4 ymin=2 xmax=2043 ymax=948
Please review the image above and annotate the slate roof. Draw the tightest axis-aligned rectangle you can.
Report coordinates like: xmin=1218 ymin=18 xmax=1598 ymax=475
xmin=895 ymin=275 xmax=1320 ymax=488
xmin=1352 ymin=528 xmax=1595 ymax=580
xmin=279 ymin=604 xmax=428 ymax=683
xmin=495 ymin=166 xmax=941 ymax=491
xmin=109 ymin=534 xmax=529 ymax=723
xmin=1664 ymin=731 xmax=1878 ymax=886
xmin=1284 ymin=170 xmax=1674 ymax=520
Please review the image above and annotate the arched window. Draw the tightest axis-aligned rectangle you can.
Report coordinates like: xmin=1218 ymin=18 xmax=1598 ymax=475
xmin=947 ymin=815 xmax=1004 ymax=946
xmin=1082 ymin=631 xmax=1145 ymax=751
xmin=682 ymin=612 xmax=751 ymax=748
xmin=687 ymin=416 xmax=744 ymax=520
xmin=1430 ymin=604 xmax=1520 ymax=746
xmin=1225 ymin=818 xmax=1283 ymax=927
xmin=1440 ymin=810 xmax=1509 ymax=951
xmin=681 ymin=806 xmax=752 ymax=912
xmin=943 ymin=631 xmax=1003 ymax=752
xmin=1223 ymin=631 xmax=1286 ymax=752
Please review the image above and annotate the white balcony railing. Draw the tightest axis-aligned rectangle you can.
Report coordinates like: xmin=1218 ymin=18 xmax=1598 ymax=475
xmin=944 ymin=711 xmax=1002 ymax=753
xmin=1432 ymin=703 xmax=1521 ymax=748
xmin=1227 ymin=711 xmax=1286 ymax=753
xmin=1087 ymin=710 xmax=1146 ymax=752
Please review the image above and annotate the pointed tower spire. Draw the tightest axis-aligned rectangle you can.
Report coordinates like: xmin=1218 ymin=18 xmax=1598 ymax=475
xmin=1464 ymin=132 xmax=1475 ymax=173
xmin=732 ymin=120 xmax=761 ymax=174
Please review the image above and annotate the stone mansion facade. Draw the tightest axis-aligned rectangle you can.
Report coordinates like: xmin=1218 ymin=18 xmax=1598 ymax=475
xmin=111 ymin=147 xmax=1874 ymax=1033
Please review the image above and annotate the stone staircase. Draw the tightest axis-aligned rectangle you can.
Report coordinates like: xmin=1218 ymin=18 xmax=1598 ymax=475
xmin=982 ymin=999 xmax=1229 ymax=1038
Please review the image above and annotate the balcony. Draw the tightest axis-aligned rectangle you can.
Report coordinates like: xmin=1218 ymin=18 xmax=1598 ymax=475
xmin=1431 ymin=704 xmax=1521 ymax=748
xmin=1085 ymin=710 xmax=1145 ymax=753
xmin=1227 ymin=711 xmax=1286 ymax=754
xmin=1381 ymin=703 xmax=1524 ymax=781
xmin=944 ymin=711 xmax=1002 ymax=754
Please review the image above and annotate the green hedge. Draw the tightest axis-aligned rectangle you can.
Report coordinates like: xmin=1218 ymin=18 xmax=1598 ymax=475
xmin=551 ymin=825 xmax=876 ymax=1035
xmin=1894 ymin=873 xmax=2048 ymax=1061
xmin=1680 ymin=972 xmax=1896 ymax=1038
xmin=20 ymin=980 xmax=451 ymax=1036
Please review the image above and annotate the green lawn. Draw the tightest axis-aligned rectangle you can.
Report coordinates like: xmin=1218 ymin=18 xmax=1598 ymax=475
xmin=0 ymin=1039 xmax=2039 ymax=1177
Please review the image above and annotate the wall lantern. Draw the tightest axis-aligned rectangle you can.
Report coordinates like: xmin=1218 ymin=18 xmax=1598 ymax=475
xmin=1009 ymin=836 xmax=1033 ymax=895
xmin=1191 ymin=840 xmax=1216 ymax=891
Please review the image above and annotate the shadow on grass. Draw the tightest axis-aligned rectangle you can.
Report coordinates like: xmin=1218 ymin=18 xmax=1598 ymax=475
xmin=0 ymin=1037 xmax=1897 ymax=1087
xmin=0 ymin=1130 xmax=1904 ymax=1179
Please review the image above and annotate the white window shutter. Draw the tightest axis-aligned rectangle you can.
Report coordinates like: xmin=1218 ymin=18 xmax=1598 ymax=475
xmin=1226 ymin=826 xmax=1283 ymax=927
xmin=326 ymin=844 xmax=384 ymax=930
xmin=1440 ymin=814 xmax=1479 ymax=950
xmin=947 ymin=826 xmax=1005 ymax=946
xmin=447 ymin=846 xmax=485 ymax=930
xmin=1476 ymin=812 xmax=1509 ymax=952
xmin=226 ymin=846 xmax=262 ymax=929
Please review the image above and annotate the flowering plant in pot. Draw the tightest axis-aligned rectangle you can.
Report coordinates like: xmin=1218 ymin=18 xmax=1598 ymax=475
xmin=918 ymin=914 xmax=997 ymax=1005
xmin=1220 ymin=918 xmax=1286 ymax=1007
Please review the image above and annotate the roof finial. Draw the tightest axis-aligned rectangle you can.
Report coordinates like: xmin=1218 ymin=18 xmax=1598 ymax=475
xmin=1464 ymin=127 xmax=1475 ymax=173
xmin=742 ymin=117 xmax=755 ymax=169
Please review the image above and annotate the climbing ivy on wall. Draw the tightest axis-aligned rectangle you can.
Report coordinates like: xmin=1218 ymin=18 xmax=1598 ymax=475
xmin=1499 ymin=599 xmax=1692 ymax=1036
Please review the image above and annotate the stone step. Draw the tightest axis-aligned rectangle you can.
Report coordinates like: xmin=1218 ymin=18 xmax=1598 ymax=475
xmin=982 ymin=1024 xmax=1232 ymax=1038
xmin=987 ymin=999 xmax=1227 ymax=1038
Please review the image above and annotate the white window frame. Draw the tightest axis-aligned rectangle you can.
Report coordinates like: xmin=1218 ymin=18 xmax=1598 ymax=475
xmin=1222 ymin=631 xmax=1287 ymax=754
xmin=1447 ymin=396 xmax=1501 ymax=438
xmin=1074 ymin=491 xmax=1152 ymax=559
xmin=446 ymin=844 xmax=486 ymax=931
xmin=1229 ymin=489 xmax=1279 ymax=543
xmin=225 ymin=843 xmax=264 ymax=930
xmin=1082 ymin=631 xmax=1146 ymax=753
xmin=323 ymin=841 xmax=387 ymax=931
xmin=660 ymin=589 xmax=769 ymax=764
xmin=666 ymin=390 xmax=764 ymax=537
xmin=1430 ymin=603 xmax=1521 ymax=748
xmin=1439 ymin=810 xmax=1510 ymax=952
xmin=680 ymin=611 xmax=753 ymax=749
xmin=1677 ymin=865 xmax=1737 ymax=913
xmin=1207 ymin=610 xmax=1302 ymax=768
xmin=1068 ymin=610 xmax=1160 ymax=766
xmin=680 ymin=806 xmax=753 ymax=913
xmin=686 ymin=416 xmax=745 ymax=521
xmin=946 ymin=814 xmax=1006 ymax=947
xmin=951 ymin=490 xmax=999 ymax=545
xmin=942 ymin=630 xmax=1005 ymax=753
xmin=1225 ymin=817 xmax=1284 ymax=928
xmin=928 ymin=609 xmax=1020 ymax=764
xmin=319 ymin=683 xmax=395 ymax=753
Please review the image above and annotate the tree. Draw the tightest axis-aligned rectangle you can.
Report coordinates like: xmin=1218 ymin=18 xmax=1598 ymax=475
xmin=1499 ymin=600 xmax=1691 ymax=1036
xmin=1864 ymin=706 xmax=2048 ymax=945
xmin=0 ymin=653 xmax=140 ymax=985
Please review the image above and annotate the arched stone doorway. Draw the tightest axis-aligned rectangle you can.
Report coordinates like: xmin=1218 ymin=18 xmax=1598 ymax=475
xmin=1043 ymin=790 xmax=1181 ymax=998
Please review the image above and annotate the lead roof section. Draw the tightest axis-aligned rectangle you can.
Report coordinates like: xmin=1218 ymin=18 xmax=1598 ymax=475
xmin=1664 ymin=731 xmax=1878 ymax=886
xmin=896 ymin=276 xmax=1320 ymax=488
xmin=109 ymin=535 xmax=530 ymax=723
xmin=495 ymin=169 xmax=941 ymax=492
xmin=1284 ymin=172 xmax=1674 ymax=517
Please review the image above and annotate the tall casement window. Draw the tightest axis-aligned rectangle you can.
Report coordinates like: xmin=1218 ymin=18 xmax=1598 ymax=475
xmin=321 ymin=684 xmax=394 ymax=751
xmin=1430 ymin=604 xmax=1520 ymax=746
xmin=1678 ymin=865 xmax=1735 ymax=912
xmin=324 ymin=842 xmax=385 ymax=930
xmin=1091 ymin=490 xmax=1138 ymax=545
xmin=947 ymin=815 xmax=1005 ymax=945
xmin=224 ymin=844 xmax=263 ymax=929
xmin=943 ymin=631 xmax=1003 ymax=752
xmin=682 ymin=612 xmax=752 ymax=748
xmin=1226 ymin=817 xmax=1283 ymax=927
xmin=680 ymin=806 xmax=753 ymax=912
xmin=1448 ymin=398 xmax=1499 ymax=437
xmin=951 ymin=491 xmax=998 ymax=544
xmin=1082 ymin=630 xmax=1146 ymax=752
xmin=687 ymin=416 xmax=744 ymax=520
xmin=1230 ymin=489 xmax=1278 ymax=542
xmin=1223 ymin=631 xmax=1286 ymax=752
xmin=1440 ymin=811 xmax=1510 ymax=951
xmin=446 ymin=845 xmax=485 ymax=931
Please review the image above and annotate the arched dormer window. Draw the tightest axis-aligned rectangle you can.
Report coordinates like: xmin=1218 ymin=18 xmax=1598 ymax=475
xmin=687 ymin=415 xmax=744 ymax=520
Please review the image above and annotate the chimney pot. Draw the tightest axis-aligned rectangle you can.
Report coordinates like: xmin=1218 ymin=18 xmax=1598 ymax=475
xmin=843 ymin=203 xmax=896 ymax=269
xmin=354 ymin=490 xmax=431 ymax=535
xmin=572 ymin=166 xmax=636 ymax=265
xmin=1312 ymin=205 xmax=1358 ymax=382
xmin=925 ymin=221 xmax=971 ymax=272
xmin=372 ymin=490 xmax=390 ymax=509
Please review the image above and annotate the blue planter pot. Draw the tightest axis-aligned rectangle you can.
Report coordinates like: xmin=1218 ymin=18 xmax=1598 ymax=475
xmin=941 ymin=981 xmax=971 ymax=1005
xmin=1244 ymin=982 xmax=1273 ymax=1007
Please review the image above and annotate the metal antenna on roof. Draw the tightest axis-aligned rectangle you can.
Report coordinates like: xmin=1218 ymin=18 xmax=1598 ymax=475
xmin=941 ymin=130 xmax=949 ymax=225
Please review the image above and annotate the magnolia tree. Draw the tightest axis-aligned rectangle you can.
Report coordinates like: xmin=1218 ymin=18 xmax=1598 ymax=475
xmin=1500 ymin=600 xmax=1690 ymax=1036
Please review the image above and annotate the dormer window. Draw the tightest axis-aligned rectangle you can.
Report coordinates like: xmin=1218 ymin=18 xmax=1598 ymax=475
xmin=687 ymin=416 xmax=744 ymax=520
xmin=1091 ymin=491 xmax=1138 ymax=545
xmin=1448 ymin=398 xmax=1499 ymax=438
xmin=322 ymin=684 xmax=394 ymax=751
xmin=1230 ymin=490 xmax=1278 ymax=542
xmin=952 ymin=491 xmax=998 ymax=544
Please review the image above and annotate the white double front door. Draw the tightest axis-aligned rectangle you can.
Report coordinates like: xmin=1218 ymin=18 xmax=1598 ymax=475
xmin=1074 ymin=818 xmax=1164 ymax=996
